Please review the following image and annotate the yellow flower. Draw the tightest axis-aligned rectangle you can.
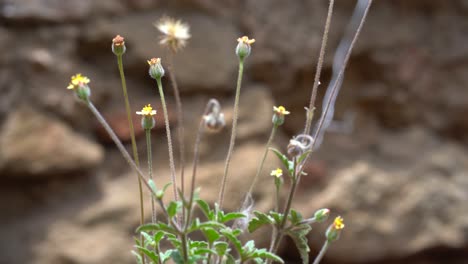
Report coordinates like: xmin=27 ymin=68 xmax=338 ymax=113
xmin=237 ymin=36 xmax=255 ymax=45
xmin=270 ymin=168 xmax=283 ymax=178
xmin=147 ymin=57 xmax=161 ymax=66
xmin=67 ymin=73 xmax=90 ymax=90
xmin=136 ymin=104 xmax=157 ymax=116
xmin=155 ymin=17 xmax=190 ymax=53
xmin=112 ymin=35 xmax=125 ymax=47
xmin=273 ymin=106 xmax=290 ymax=115
xmin=333 ymin=216 xmax=345 ymax=230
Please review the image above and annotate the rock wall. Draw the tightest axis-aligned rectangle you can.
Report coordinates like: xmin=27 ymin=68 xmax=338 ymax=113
xmin=1 ymin=0 xmax=468 ymax=263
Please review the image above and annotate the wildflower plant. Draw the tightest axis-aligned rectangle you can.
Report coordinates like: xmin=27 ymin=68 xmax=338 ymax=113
xmin=66 ymin=0 xmax=373 ymax=263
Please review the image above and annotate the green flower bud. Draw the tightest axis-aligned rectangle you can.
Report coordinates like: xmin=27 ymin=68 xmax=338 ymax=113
xmin=313 ymin=208 xmax=330 ymax=223
xmin=326 ymin=216 xmax=345 ymax=243
xmin=112 ymin=35 xmax=126 ymax=56
xmin=236 ymin=36 xmax=255 ymax=60
xmin=136 ymin=104 xmax=157 ymax=130
xmin=147 ymin=58 xmax=165 ymax=79
xmin=66 ymin=73 xmax=91 ymax=102
xmin=272 ymin=106 xmax=290 ymax=126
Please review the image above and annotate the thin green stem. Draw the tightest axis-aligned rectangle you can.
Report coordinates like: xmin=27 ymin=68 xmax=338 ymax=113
xmin=167 ymin=53 xmax=186 ymax=206
xmin=247 ymin=124 xmax=278 ymax=195
xmin=155 ymin=78 xmax=179 ymax=204
xmin=269 ymin=158 xmax=298 ymax=256
xmin=304 ymin=0 xmax=335 ymax=135
xmin=116 ymin=54 xmax=146 ymax=263
xmin=218 ymin=59 xmax=244 ymax=208
xmin=312 ymin=240 xmax=330 ymax=264
xmin=145 ymin=129 xmax=156 ymax=224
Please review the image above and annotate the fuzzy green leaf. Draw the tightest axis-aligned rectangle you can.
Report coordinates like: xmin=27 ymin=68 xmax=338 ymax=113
xmin=137 ymin=223 xmax=177 ymax=235
xmin=297 ymin=150 xmax=312 ymax=164
xmin=269 ymin=211 xmax=283 ymax=225
xmin=286 ymin=224 xmax=312 ymax=264
xmin=196 ymin=199 xmax=214 ymax=220
xmin=136 ymin=246 xmax=160 ymax=263
xmin=214 ymin=241 xmax=229 ymax=256
xmin=270 ymin=148 xmax=290 ymax=172
xmin=167 ymin=201 xmax=182 ymax=218
xmin=202 ymin=228 xmax=221 ymax=244
xmin=171 ymin=250 xmax=184 ymax=264
xmin=251 ymin=249 xmax=284 ymax=263
xmin=289 ymin=209 xmax=303 ymax=225
xmin=221 ymin=212 xmax=246 ymax=223
xmin=220 ymin=229 xmax=242 ymax=254
xmin=131 ymin=250 xmax=143 ymax=264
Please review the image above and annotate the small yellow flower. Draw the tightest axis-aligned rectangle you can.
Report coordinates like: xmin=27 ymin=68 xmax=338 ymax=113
xmin=273 ymin=106 xmax=290 ymax=115
xmin=333 ymin=216 xmax=345 ymax=230
xmin=67 ymin=73 xmax=90 ymax=90
xmin=270 ymin=168 xmax=283 ymax=178
xmin=136 ymin=104 xmax=157 ymax=116
xmin=237 ymin=36 xmax=255 ymax=45
xmin=155 ymin=17 xmax=190 ymax=53
xmin=147 ymin=58 xmax=161 ymax=66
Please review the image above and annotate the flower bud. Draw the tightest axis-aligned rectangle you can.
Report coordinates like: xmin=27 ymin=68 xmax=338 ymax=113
xmin=326 ymin=216 xmax=345 ymax=243
xmin=147 ymin=58 xmax=165 ymax=79
xmin=112 ymin=35 xmax=126 ymax=56
xmin=236 ymin=36 xmax=255 ymax=60
xmin=272 ymin=106 xmax=290 ymax=126
xmin=313 ymin=208 xmax=330 ymax=223
xmin=136 ymin=104 xmax=157 ymax=130
xmin=67 ymin=74 xmax=91 ymax=102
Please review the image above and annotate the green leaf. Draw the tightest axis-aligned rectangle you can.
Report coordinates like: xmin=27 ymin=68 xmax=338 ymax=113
xmin=221 ymin=212 xmax=246 ymax=223
xmin=140 ymin=231 xmax=154 ymax=247
xmin=202 ymin=228 xmax=221 ymax=244
xmin=148 ymin=179 xmax=158 ymax=196
xmin=188 ymin=220 xmax=225 ymax=233
xmin=131 ymin=250 xmax=143 ymax=264
xmin=167 ymin=201 xmax=182 ymax=218
xmin=193 ymin=247 xmax=217 ymax=255
xmin=286 ymin=224 xmax=312 ymax=264
xmin=297 ymin=150 xmax=312 ymax=164
xmin=214 ymin=241 xmax=229 ymax=256
xmin=269 ymin=211 xmax=283 ymax=225
xmin=225 ymin=253 xmax=236 ymax=264
xmin=289 ymin=209 xmax=303 ymax=225
xmin=220 ymin=229 xmax=242 ymax=254
xmin=160 ymin=250 xmax=175 ymax=263
xmin=270 ymin=148 xmax=290 ymax=172
xmin=248 ymin=211 xmax=274 ymax=233
xmin=251 ymin=249 xmax=284 ymax=263
xmin=196 ymin=199 xmax=214 ymax=220
xmin=156 ymin=182 xmax=172 ymax=199
xmin=242 ymin=240 xmax=256 ymax=256
xmin=153 ymin=231 xmax=165 ymax=244
xmin=136 ymin=246 xmax=160 ymax=263
xmin=171 ymin=250 xmax=184 ymax=264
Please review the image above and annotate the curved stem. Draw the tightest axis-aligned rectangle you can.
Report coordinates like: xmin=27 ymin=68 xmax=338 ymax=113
xmin=145 ymin=129 xmax=156 ymax=224
xmin=304 ymin=0 xmax=335 ymax=135
xmin=155 ymin=77 xmax=179 ymax=204
xmin=312 ymin=240 xmax=330 ymax=264
xmin=218 ymin=59 xmax=244 ymax=208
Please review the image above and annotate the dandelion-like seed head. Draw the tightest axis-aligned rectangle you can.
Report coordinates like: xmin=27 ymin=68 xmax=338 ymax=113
xmin=273 ymin=106 xmax=290 ymax=116
xmin=136 ymin=104 xmax=157 ymax=116
xmin=270 ymin=168 xmax=283 ymax=178
xmin=67 ymin=73 xmax=90 ymax=90
xmin=333 ymin=216 xmax=345 ymax=230
xmin=155 ymin=17 xmax=191 ymax=53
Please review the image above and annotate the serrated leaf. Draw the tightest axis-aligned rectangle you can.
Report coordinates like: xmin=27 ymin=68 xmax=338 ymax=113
xmin=252 ymin=249 xmax=284 ymax=264
xmin=286 ymin=224 xmax=312 ymax=264
xmin=289 ymin=209 xmax=303 ymax=225
xmin=269 ymin=211 xmax=283 ymax=225
xmin=136 ymin=246 xmax=160 ymax=263
xmin=220 ymin=229 xmax=242 ymax=254
xmin=202 ymin=228 xmax=221 ymax=243
xmin=242 ymin=240 xmax=256 ymax=256
xmin=221 ymin=212 xmax=246 ymax=223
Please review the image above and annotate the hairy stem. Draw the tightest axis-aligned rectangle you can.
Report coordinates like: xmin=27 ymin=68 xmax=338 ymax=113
xmin=116 ymin=54 xmax=146 ymax=263
xmin=304 ymin=0 xmax=335 ymax=135
xmin=155 ymin=77 xmax=179 ymax=204
xmin=312 ymin=240 xmax=330 ymax=264
xmin=167 ymin=53 xmax=186 ymax=207
xmin=218 ymin=59 xmax=244 ymax=208
xmin=145 ymin=129 xmax=156 ymax=224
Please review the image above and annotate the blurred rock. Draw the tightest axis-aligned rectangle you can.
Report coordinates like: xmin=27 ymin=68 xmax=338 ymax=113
xmin=0 ymin=106 xmax=104 ymax=177
xmin=300 ymin=127 xmax=468 ymax=263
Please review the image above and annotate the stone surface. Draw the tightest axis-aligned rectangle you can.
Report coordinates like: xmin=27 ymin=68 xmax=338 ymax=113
xmin=0 ymin=106 xmax=104 ymax=177
xmin=295 ymin=127 xmax=468 ymax=263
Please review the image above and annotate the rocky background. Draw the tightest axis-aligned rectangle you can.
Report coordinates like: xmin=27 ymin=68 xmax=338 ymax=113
xmin=1 ymin=0 xmax=468 ymax=263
